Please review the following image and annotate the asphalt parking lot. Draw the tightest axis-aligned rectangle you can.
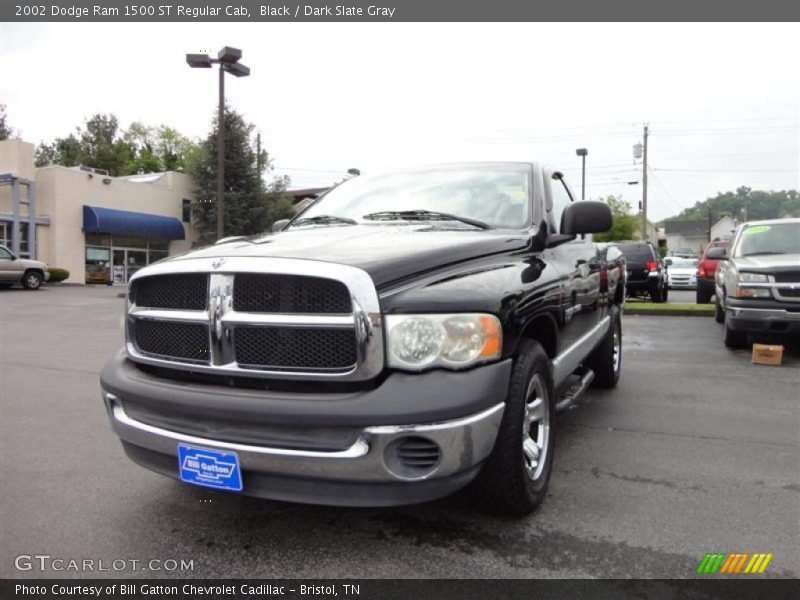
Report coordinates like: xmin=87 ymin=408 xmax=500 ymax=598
xmin=1 ymin=286 xmax=798 ymax=579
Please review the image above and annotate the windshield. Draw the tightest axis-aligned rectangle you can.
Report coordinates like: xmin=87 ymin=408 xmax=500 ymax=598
xmin=289 ymin=164 xmax=531 ymax=230
xmin=617 ymin=244 xmax=654 ymax=262
xmin=734 ymin=222 xmax=800 ymax=257
xmin=669 ymin=258 xmax=698 ymax=268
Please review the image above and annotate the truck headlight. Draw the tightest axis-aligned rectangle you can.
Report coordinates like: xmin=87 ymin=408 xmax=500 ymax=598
xmin=735 ymin=272 xmax=771 ymax=298
xmin=386 ymin=314 xmax=502 ymax=370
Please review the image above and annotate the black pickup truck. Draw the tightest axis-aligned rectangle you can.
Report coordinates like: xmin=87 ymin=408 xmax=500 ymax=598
xmin=100 ymin=162 xmax=625 ymax=515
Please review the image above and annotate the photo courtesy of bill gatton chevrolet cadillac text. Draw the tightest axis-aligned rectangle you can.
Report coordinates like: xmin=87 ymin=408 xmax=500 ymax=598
xmin=100 ymin=163 xmax=626 ymax=515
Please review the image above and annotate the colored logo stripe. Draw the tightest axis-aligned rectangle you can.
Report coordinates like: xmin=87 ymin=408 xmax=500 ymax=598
xmin=697 ymin=553 xmax=726 ymax=573
xmin=697 ymin=552 xmax=773 ymax=574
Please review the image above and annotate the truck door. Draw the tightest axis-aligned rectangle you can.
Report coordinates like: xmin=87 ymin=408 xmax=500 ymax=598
xmin=544 ymin=171 xmax=603 ymax=354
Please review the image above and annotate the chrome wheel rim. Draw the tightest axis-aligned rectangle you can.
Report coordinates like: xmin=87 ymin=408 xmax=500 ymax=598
xmin=612 ymin=324 xmax=621 ymax=374
xmin=26 ymin=274 xmax=40 ymax=288
xmin=522 ymin=373 xmax=550 ymax=481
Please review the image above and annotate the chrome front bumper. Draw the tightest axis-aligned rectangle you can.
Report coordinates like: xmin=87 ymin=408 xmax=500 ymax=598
xmin=104 ymin=392 xmax=504 ymax=504
xmin=726 ymin=306 xmax=800 ymax=332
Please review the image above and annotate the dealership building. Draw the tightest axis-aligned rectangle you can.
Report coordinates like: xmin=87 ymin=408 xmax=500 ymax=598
xmin=0 ymin=138 xmax=199 ymax=284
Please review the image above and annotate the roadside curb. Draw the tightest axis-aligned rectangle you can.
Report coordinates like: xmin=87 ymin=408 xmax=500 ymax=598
xmin=623 ymin=308 xmax=714 ymax=317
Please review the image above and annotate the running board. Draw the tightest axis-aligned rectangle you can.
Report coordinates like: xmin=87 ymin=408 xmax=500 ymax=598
xmin=555 ymin=368 xmax=595 ymax=413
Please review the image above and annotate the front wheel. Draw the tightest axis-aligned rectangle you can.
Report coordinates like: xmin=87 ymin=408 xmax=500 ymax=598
xmin=22 ymin=271 xmax=43 ymax=290
xmin=714 ymin=297 xmax=725 ymax=323
xmin=471 ymin=339 xmax=555 ymax=516
xmin=723 ymin=315 xmax=748 ymax=349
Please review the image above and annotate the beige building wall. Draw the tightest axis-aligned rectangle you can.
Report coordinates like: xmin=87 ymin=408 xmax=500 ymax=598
xmin=1 ymin=138 xmax=199 ymax=284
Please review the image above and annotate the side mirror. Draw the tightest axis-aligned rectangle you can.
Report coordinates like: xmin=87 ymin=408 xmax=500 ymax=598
xmin=561 ymin=201 xmax=613 ymax=235
xmin=664 ymin=257 xmax=673 ymax=266
xmin=272 ymin=219 xmax=290 ymax=233
xmin=706 ymin=247 xmax=728 ymax=260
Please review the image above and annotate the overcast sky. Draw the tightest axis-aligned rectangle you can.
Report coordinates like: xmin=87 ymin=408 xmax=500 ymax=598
xmin=2 ymin=22 xmax=798 ymax=221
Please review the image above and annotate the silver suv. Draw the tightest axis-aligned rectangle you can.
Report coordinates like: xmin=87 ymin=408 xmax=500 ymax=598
xmin=0 ymin=245 xmax=50 ymax=290
xmin=709 ymin=218 xmax=800 ymax=347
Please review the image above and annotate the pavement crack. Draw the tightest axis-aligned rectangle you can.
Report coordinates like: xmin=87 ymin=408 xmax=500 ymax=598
xmin=565 ymin=423 xmax=799 ymax=449
xmin=0 ymin=361 xmax=100 ymax=376
xmin=590 ymin=466 xmax=706 ymax=492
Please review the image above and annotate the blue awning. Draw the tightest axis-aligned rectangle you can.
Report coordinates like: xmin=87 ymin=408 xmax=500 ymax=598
xmin=83 ymin=205 xmax=185 ymax=240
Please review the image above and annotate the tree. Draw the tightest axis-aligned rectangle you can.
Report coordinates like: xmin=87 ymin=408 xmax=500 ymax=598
xmin=594 ymin=195 xmax=639 ymax=242
xmin=187 ymin=105 xmax=294 ymax=243
xmin=663 ymin=187 xmax=800 ymax=223
xmin=0 ymin=104 xmax=17 ymax=140
xmin=33 ymin=114 xmax=196 ymax=175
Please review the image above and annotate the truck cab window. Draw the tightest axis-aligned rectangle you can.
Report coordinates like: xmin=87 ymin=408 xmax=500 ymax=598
xmin=550 ymin=177 xmax=574 ymax=234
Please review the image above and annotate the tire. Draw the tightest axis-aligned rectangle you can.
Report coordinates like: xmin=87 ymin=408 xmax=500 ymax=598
xmin=696 ymin=288 xmax=712 ymax=304
xmin=723 ymin=315 xmax=748 ymax=349
xmin=22 ymin=270 xmax=43 ymax=290
xmin=588 ymin=307 xmax=622 ymax=389
xmin=714 ymin=297 xmax=725 ymax=323
xmin=471 ymin=339 xmax=556 ymax=516
xmin=649 ymin=283 xmax=662 ymax=303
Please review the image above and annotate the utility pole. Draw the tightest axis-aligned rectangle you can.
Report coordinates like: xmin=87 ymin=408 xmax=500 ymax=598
xmin=575 ymin=148 xmax=588 ymax=199
xmin=217 ymin=64 xmax=225 ymax=240
xmin=641 ymin=124 xmax=649 ymax=242
xmin=186 ymin=47 xmax=250 ymax=241
xmin=256 ymin=132 xmax=262 ymax=192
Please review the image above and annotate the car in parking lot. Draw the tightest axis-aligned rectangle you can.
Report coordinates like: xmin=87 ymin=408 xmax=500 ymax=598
xmin=696 ymin=239 xmax=729 ymax=304
xmin=665 ymin=257 xmax=698 ymax=289
xmin=669 ymin=247 xmax=698 ymax=259
xmin=711 ymin=218 xmax=800 ymax=347
xmin=615 ymin=241 xmax=668 ymax=302
xmin=0 ymin=244 xmax=50 ymax=290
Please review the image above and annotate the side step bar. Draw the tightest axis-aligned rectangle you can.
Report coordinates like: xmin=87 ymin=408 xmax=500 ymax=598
xmin=555 ymin=367 xmax=595 ymax=413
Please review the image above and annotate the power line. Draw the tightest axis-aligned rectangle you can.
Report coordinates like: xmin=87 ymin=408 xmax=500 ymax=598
xmin=653 ymin=167 xmax=798 ymax=173
xmin=647 ymin=167 xmax=686 ymax=213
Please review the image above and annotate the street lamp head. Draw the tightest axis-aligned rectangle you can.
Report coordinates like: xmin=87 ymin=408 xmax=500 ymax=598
xmin=186 ymin=53 xmax=212 ymax=68
xmin=575 ymin=148 xmax=588 ymax=157
xmin=225 ymin=62 xmax=250 ymax=78
xmin=217 ymin=46 xmax=243 ymax=64
xmin=347 ymin=168 xmax=361 ymax=177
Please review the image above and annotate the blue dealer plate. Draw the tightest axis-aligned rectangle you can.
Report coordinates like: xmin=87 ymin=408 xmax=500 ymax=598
xmin=177 ymin=444 xmax=243 ymax=492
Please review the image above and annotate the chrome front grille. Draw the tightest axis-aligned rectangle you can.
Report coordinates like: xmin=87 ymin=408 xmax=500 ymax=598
xmin=233 ymin=273 xmax=352 ymax=313
xmin=234 ymin=326 xmax=358 ymax=370
xmin=125 ymin=257 xmax=384 ymax=381
xmin=130 ymin=274 xmax=209 ymax=310
xmin=133 ymin=320 xmax=210 ymax=363
xmin=770 ymin=273 xmax=800 ymax=303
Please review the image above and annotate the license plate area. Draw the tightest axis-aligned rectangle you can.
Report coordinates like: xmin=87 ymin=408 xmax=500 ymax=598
xmin=177 ymin=444 xmax=243 ymax=492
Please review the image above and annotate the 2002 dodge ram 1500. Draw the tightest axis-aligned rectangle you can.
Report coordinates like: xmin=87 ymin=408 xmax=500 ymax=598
xmin=101 ymin=162 xmax=626 ymax=515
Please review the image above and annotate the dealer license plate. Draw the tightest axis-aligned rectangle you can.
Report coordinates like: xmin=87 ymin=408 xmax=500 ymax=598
xmin=177 ymin=444 xmax=243 ymax=492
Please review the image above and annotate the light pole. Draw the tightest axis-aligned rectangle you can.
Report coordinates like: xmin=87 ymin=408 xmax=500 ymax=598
xmin=575 ymin=148 xmax=588 ymax=200
xmin=186 ymin=47 xmax=250 ymax=240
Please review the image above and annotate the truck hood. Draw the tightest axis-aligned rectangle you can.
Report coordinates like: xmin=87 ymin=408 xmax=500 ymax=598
xmin=167 ymin=224 xmax=530 ymax=288
xmin=732 ymin=254 xmax=800 ymax=274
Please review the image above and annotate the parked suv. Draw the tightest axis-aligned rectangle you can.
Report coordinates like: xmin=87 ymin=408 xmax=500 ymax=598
xmin=615 ymin=241 xmax=668 ymax=302
xmin=711 ymin=218 xmax=800 ymax=347
xmin=696 ymin=239 xmax=729 ymax=304
xmin=100 ymin=162 xmax=625 ymax=515
xmin=0 ymin=244 xmax=50 ymax=290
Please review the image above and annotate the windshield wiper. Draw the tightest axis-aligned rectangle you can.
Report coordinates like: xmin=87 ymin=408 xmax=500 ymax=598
xmin=362 ymin=210 xmax=490 ymax=230
xmin=741 ymin=251 xmax=788 ymax=256
xmin=291 ymin=215 xmax=357 ymax=228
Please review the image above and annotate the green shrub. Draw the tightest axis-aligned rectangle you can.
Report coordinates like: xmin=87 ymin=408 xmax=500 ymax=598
xmin=47 ymin=268 xmax=70 ymax=283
